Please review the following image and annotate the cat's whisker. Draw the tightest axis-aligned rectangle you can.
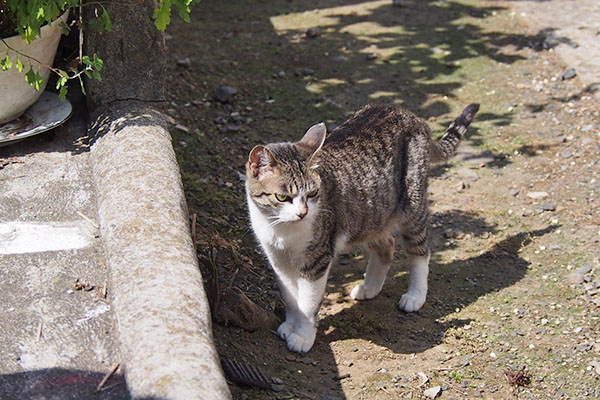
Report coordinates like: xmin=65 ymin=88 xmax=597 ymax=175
xmin=267 ymin=219 xmax=284 ymax=228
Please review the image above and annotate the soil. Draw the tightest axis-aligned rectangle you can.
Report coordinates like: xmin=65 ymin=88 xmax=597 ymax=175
xmin=164 ymin=0 xmax=599 ymax=399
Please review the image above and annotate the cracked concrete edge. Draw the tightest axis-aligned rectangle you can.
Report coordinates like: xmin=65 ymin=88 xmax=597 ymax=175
xmin=88 ymin=101 xmax=231 ymax=400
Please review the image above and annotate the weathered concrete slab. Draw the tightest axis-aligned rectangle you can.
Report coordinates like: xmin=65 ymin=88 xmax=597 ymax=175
xmin=89 ymin=102 xmax=231 ymax=400
xmin=0 ymin=110 xmax=128 ymax=399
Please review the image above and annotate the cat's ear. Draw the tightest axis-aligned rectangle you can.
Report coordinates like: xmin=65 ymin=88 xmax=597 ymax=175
xmin=296 ymin=122 xmax=326 ymax=161
xmin=248 ymin=145 xmax=276 ymax=178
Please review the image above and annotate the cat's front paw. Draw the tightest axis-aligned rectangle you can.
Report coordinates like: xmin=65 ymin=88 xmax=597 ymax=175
xmin=286 ymin=327 xmax=316 ymax=353
xmin=277 ymin=321 xmax=295 ymax=340
xmin=350 ymin=283 xmax=381 ymax=300
xmin=399 ymin=291 xmax=426 ymax=312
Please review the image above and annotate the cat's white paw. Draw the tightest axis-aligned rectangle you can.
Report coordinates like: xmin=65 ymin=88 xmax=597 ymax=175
xmin=350 ymin=283 xmax=380 ymax=300
xmin=277 ymin=321 xmax=295 ymax=340
xmin=286 ymin=328 xmax=316 ymax=353
xmin=399 ymin=291 xmax=426 ymax=312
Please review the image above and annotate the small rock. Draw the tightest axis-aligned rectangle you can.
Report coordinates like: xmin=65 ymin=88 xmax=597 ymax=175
xmin=457 ymin=167 xmax=479 ymax=182
xmin=424 ymin=385 xmax=442 ymax=399
xmin=332 ymin=55 xmax=349 ymax=62
xmin=509 ymin=188 xmax=520 ymax=197
xmin=560 ymin=150 xmax=573 ymax=158
xmin=176 ymin=57 xmax=192 ymax=68
xmin=366 ymin=53 xmax=378 ymax=60
xmin=306 ymin=28 xmax=321 ymax=38
xmin=455 ymin=181 xmax=469 ymax=191
xmin=444 ymin=228 xmax=456 ymax=239
xmin=567 ymin=271 xmax=585 ymax=284
xmin=272 ymin=377 xmax=283 ymax=384
xmin=590 ymin=360 xmax=600 ymax=375
xmin=333 ymin=373 xmax=351 ymax=381
xmin=271 ymin=384 xmax=285 ymax=392
xmin=302 ymin=68 xmax=315 ymax=76
xmin=299 ymin=356 xmax=317 ymax=365
xmin=456 ymin=354 xmax=474 ymax=367
xmin=541 ymin=203 xmax=556 ymax=211
xmin=527 ymin=191 xmax=548 ymax=199
xmin=579 ymin=265 xmax=593 ymax=274
xmin=214 ymin=85 xmax=238 ymax=104
xmin=561 ymin=67 xmax=577 ymax=80
xmin=581 ymin=125 xmax=593 ymax=132
xmin=576 ymin=344 xmax=592 ymax=352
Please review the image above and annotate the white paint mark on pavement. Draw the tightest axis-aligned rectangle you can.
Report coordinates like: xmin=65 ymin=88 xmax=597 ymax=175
xmin=76 ymin=303 xmax=110 ymax=326
xmin=0 ymin=221 xmax=95 ymax=255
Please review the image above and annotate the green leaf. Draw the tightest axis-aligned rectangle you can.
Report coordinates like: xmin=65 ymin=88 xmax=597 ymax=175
xmin=78 ymin=75 xmax=86 ymax=96
xmin=101 ymin=6 xmax=113 ymax=32
xmin=25 ymin=65 xmax=44 ymax=91
xmin=174 ymin=0 xmax=194 ymax=23
xmin=59 ymin=21 xmax=70 ymax=36
xmin=89 ymin=5 xmax=113 ymax=33
xmin=57 ymin=69 xmax=69 ymax=79
xmin=0 ymin=54 xmax=12 ymax=71
xmin=154 ymin=0 xmax=173 ymax=31
xmin=15 ymin=57 xmax=24 ymax=73
xmin=58 ymin=84 xmax=68 ymax=101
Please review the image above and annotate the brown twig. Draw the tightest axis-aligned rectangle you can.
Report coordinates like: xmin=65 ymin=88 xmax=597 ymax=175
xmin=96 ymin=362 xmax=120 ymax=392
xmin=36 ymin=319 xmax=43 ymax=342
xmin=77 ymin=211 xmax=99 ymax=229
xmin=0 ymin=175 xmax=26 ymax=181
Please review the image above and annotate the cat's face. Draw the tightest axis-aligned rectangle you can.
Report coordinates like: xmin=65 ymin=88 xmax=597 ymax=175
xmin=246 ymin=123 xmax=327 ymax=224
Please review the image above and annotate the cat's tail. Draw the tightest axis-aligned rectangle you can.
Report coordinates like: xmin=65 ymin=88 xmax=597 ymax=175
xmin=430 ymin=103 xmax=479 ymax=163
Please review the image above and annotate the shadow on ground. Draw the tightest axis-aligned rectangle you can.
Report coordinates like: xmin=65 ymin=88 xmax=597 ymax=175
xmin=165 ymin=0 xmax=571 ymax=397
xmin=0 ymin=368 xmax=130 ymax=400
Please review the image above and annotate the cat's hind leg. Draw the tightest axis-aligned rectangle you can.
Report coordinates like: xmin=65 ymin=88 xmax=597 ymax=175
xmin=398 ymin=221 xmax=430 ymax=312
xmin=351 ymin=236 xmax=395 ymax=301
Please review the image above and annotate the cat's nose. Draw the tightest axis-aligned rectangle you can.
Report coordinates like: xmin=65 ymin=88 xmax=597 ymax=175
xmin=297 ymin=207 xmax=308 ymax=219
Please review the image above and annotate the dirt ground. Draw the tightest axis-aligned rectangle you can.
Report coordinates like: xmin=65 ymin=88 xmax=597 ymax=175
xmin=164 ymin=0 xmax=599 ymax=398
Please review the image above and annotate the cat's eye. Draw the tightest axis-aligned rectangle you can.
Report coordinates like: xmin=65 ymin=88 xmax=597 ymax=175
xmin=307 ymin=189 xmax=319 ymax=198
xmin=275 ymin=193 xmax=291 ymax=202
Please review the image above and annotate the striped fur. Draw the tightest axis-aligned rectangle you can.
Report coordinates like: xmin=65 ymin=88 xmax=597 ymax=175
xmin=246 ymin=103 xmax=479 ymax=353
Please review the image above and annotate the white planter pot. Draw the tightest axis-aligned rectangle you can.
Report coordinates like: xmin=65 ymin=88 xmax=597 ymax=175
xmin=0 ymin=11 xmax=69 ymax=124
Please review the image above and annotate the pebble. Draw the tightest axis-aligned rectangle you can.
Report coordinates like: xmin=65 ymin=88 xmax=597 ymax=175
xmin=455 ymin=181 xmax=469 ymax=191
xmin=332 ymin=55 xmax=349 ymax=62
xmin=271 ymin=384 xmax=285 ymax=392
xmin=176 ymin=57 xmax=192 ymax=68
xmin=576 ymin=344 xmax=592 ymax=352
xmin=509 ymin=188 xmax=520 ymax=197
xmin=561 ymin=67 xmax=577 ymax=80
xmin=301 ymin=68 xmax=315 ymax=76
xmin=541 ymin=203 xmax=556 ymax=211
xmin=560 ymin=149 xmax=573 ymax=158
xmin=455 ymin=354 xmax=474 ymax=367
xmin=366 ymin=53 xmax=378 ymax=60
xmin=424 ymin=386 xmax=442 ymax=399
xmin=306 ymin=28 xmax=321 ymax=38
xmin=214 ymin=85 xmax=238 ymax=104
xmin=457 ymin=167 xmax=479 ymax=182
xmin=527 ymin=191 xmax=548 ymax=199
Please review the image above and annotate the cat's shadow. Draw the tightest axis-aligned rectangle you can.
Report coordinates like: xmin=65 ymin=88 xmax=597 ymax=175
xmin=319 ymin=214 xmax=558 ymax=355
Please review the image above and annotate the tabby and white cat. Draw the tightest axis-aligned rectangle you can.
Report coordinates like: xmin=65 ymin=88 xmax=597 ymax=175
xmin=246 ymin=103 xmax=479 ymax=353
